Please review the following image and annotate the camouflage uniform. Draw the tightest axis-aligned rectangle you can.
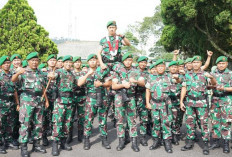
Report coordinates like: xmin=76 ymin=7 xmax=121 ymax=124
xmin=183 ymin=70 xmax=210 ymax=142
xmin=135 ymin=68 xmax=149 ymax=135
xmin=42 ymin=67 xmax=57 ymax=135
xmin=210 ymin=68 xmax=232 ymax=140
xmin=145 ymin=73 xmax=173 ymax=140
xmin=18 ymin=67 xmax=46 ymax=143
xmin=0 ymin=70 xmax=17 ymax=143
xmin=80 ymin=69 xmax=109 ymax=137
xmin=51 ymin=68 xmax=77 ymax=141
xmin=112 ymin=64 xmax=138 ymax=138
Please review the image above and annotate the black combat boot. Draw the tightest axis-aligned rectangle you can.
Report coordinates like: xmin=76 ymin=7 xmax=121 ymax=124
xmin=51 ymin=140 xmax=59 ymax=156
xmin=116 ymin=137 xmax=125 ymax=151
xmin=78 ymin=129 xmax=84 ymax=142
xmin=66 ymin=127 xmax=73 ymax=144
xmin=125 ymin=129 xmax=130 ymax=145
xmin=223 ymin=139 xmax=230 ymax=154
xmin=83 ymin=136 xmax=90 ymax=150
xmin=21 ymin=143 xmax=29 ymax=157
xmin=60 ymin=138 xmax=72 ymax=151
xmin=95 ymin=88 xmax=103 ymax=107
xmin=172 ymin=134 xmax=179 ymax=145
xmin=209 ymin=138 xmax=220 ymax=150
xmin=42 ymin=133 xmax=49 ymax=146
xmin=140 ymin=135 xmax=148 ymax=146
xmin=131 ymin=137 xmax=140 ymax=152
xmin=203 ymin=141 xmax=209 ymax=155
xmin=32 ymin=140 xmax=46 ymax=153
xmin=6 ymin=140 xmax=19 ymax=150
xmin=0 ymin=141 xmax=6 ymax=154
xmin=101 ymin=135 xmax=111 ymax=149
xmin=149 ymin=138 xmax=160 ymax=150
xmin=181 ymin=139 xmax=194 ymax=151
xmin=164 ymin=139 xmax=173 ymax=153
xmin=120 ymin=89 xmax=130 ymax=103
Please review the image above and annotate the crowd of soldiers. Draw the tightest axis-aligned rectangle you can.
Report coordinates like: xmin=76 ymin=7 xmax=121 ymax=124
xmin=0 ymin=21 xmax=231 ymax=157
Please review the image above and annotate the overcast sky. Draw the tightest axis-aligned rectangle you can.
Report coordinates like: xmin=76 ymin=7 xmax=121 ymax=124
xmin=0 ymin=0 xmax=160 ymax=41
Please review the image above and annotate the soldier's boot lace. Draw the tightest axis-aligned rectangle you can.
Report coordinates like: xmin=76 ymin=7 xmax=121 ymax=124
xmin=60 ymin=138 xmax=72 ymax=151
xmin=172 ymin=134 xmax=179 ymax=145
xmin=181 ymin=139 xmax=194 ymax=151
xmin=83 ymin=136 xmax=90 ymax=150
xmin=203 ymin=141 xmax=209 ymax=155
xmin=140 ymin=135 xmax=148 ymax=146
xmin=149 ymin=137 xmax=160 ymax=150
xmin=116 ymin=137 xmax=125 ymax=151
xmin=32 ymin=140 xmax=46 ymax=153
xmin=51 ymin=140 xmax=59 ymax=156
xmin=164 ymin=139 xmax=173 ymax=153
xmin=223 ymin=139 xmax=230 ymax=154
xmin=209 ymin=138 xmax=220 ymax=150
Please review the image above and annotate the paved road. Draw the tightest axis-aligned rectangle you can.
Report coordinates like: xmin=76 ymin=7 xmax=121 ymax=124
xmin=4 ymin=118 xmax=232 ymax=157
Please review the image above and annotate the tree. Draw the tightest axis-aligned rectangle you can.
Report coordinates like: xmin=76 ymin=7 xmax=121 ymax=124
xmin=0 ymin=0 xmax=58 ymax=61
xmin=160 ymin=0 xmax=232 ymax=61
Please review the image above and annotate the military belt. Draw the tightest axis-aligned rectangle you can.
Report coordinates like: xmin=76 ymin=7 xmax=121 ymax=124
xmin=0 ymin=95 xmax=14 ymax=101
xmin=213 ymin=93 xmax=230 ymax=97
xmin=58 ymin=92 xmax=73 ymax=98
xmin=188 ymin=95 xmax=206 ymax=101
xmin=23 ymin=90 xmax=42 ymax=96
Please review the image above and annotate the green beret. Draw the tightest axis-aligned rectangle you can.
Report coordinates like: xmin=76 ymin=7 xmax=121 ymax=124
xmin=168 ymin=61 xmax=178 ymax=67
xmin=57 ymin=56 xmax=63 ymax=61
xmin=155 ymin=59 xmax=165 ymax=66
xmin=22 ymin=60 xmax=28 ymax=68
xmin=82 ymin=64 xmax=89 ymax=68
xmin=62 ymin=55 xmax=73 ymax=62
xmin=10 ymin=54 xmax=22 ymax=61
xmin=46 ymin=54 xmax=57 ymax=62
xmin=38 ymin=63 xmax=46 ymax=69
xmin=149 ymin=64 xmax=155 ymax=70
xmin=192 ymin=55 xmax=202 ymax=62
xmin=185 ymin=58 xmax=193 ymax=64
xmin=216 ymin=56 xmax=228 ymax=64
xmin=26 ymin=52 xmax=39 ymax=60
xmin=73 ymin=56 xmax=81 ymax=62
xmin=122 ymin=52 xmax=133 ymax=62
xmin=137 ymin=56 xmax=148 ymax=63
xmin=0 ymin=56 xmax=10 ymax=66
xmin=87 ymin=54 xmax=97 ymax=62
xmin=107 ymin=21 xmax=116 ymax=28
xmin=178 ymin=59 xmax=184 ymax=65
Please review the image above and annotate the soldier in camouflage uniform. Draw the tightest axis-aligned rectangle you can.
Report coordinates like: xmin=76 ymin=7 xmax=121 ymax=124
xmin=50 ymin=55 xmax=77 ymax=156
xmin=56 ymin=56 xmax=63 ymax=69
xmin=0 ymin=56 xmax=19 ymax=154
xmin=12 ymin=52 xmax=49 ymax=157
xmin=78 ymin=54 xmax=111 ymax=150
xmin=67 ymin=56 xmax=86 ymax=143
xmin=41 ymin=54 xmax=57 ymax=146
xmin=95 ymin=21 xmax=131 ymax=107
xmin=146 ymin=59 xmax=180 ymax=153
xmin=135 ymin=56 xmax=149 ymax=146
xmin=209 ymin=56 xmax=232 ymax=153
xmin=112 ymin=53 xmax=141 ymax=152
xmin=180 ymin=56 xmax=216 ymax=155
xmin=168 ymin=61 xmax=183 ymax=145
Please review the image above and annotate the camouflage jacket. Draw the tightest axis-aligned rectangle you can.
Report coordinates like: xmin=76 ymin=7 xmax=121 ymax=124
xmin=136 ymin=68 xmax=149 ymax=96
xmin=43 ymin=67 xmax=57 ymax=101
xmin=0 ymin=70 xmax=16 ymax=106
xmin=112 ymin=64 xmax=139 ymax=95
xmin=72 ymin=70 xmax=86 ymax=102
xmin=168 ymin=73 xmax=183 ymax=104
xmin=211 ymin=68 xmax=232 ymax=107
xmin=55 ymin=68 xmax=77 ymax=104
xmin=100 ymin=36 xmax=123 ymax=62
xmin=145 ymin=73 xmax=172 ymax=109
xmin=183 ymin=70 xmax=208 ymax=107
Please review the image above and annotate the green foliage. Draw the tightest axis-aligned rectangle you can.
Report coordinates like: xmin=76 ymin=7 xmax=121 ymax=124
xmin=0 ymin=0 xmax=58 ymax=61
xmin=122 ymin=31 xmax=142 ymax=54
xmin=160 ymin=0 xmax=232 ymax=61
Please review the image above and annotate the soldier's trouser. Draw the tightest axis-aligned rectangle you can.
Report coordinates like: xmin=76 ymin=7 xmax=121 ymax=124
xmin=84 ymin=95 xmax=108 ymax=136
xmin=185 ymin=106 xmax=209 ymax=141
xmin=151 ymin=107 xmax=172 ymax=140
xmin=136 ymin=94 xmax=148 ymax=135
xmin=19 ymin=104 xmax=43 ymax=143
xmin=171 ymin=105 xmax=182 ymax=135
xmin=12 ymin=105 xmax=20 ymax=140
xmin=51 ymin=102 xmax=72 ymax=141
xmin=210 ymin=104 xmax=232 ymax=140
xmin=115 ymin=94 xmax=138 ymax=138
xmin=0 ymin=105 xmax=15 ymax=142
xmin=71 ymin=97 xmax=86 ymax=130
xmin=42 ymin=100 xmax=54 ymax=134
